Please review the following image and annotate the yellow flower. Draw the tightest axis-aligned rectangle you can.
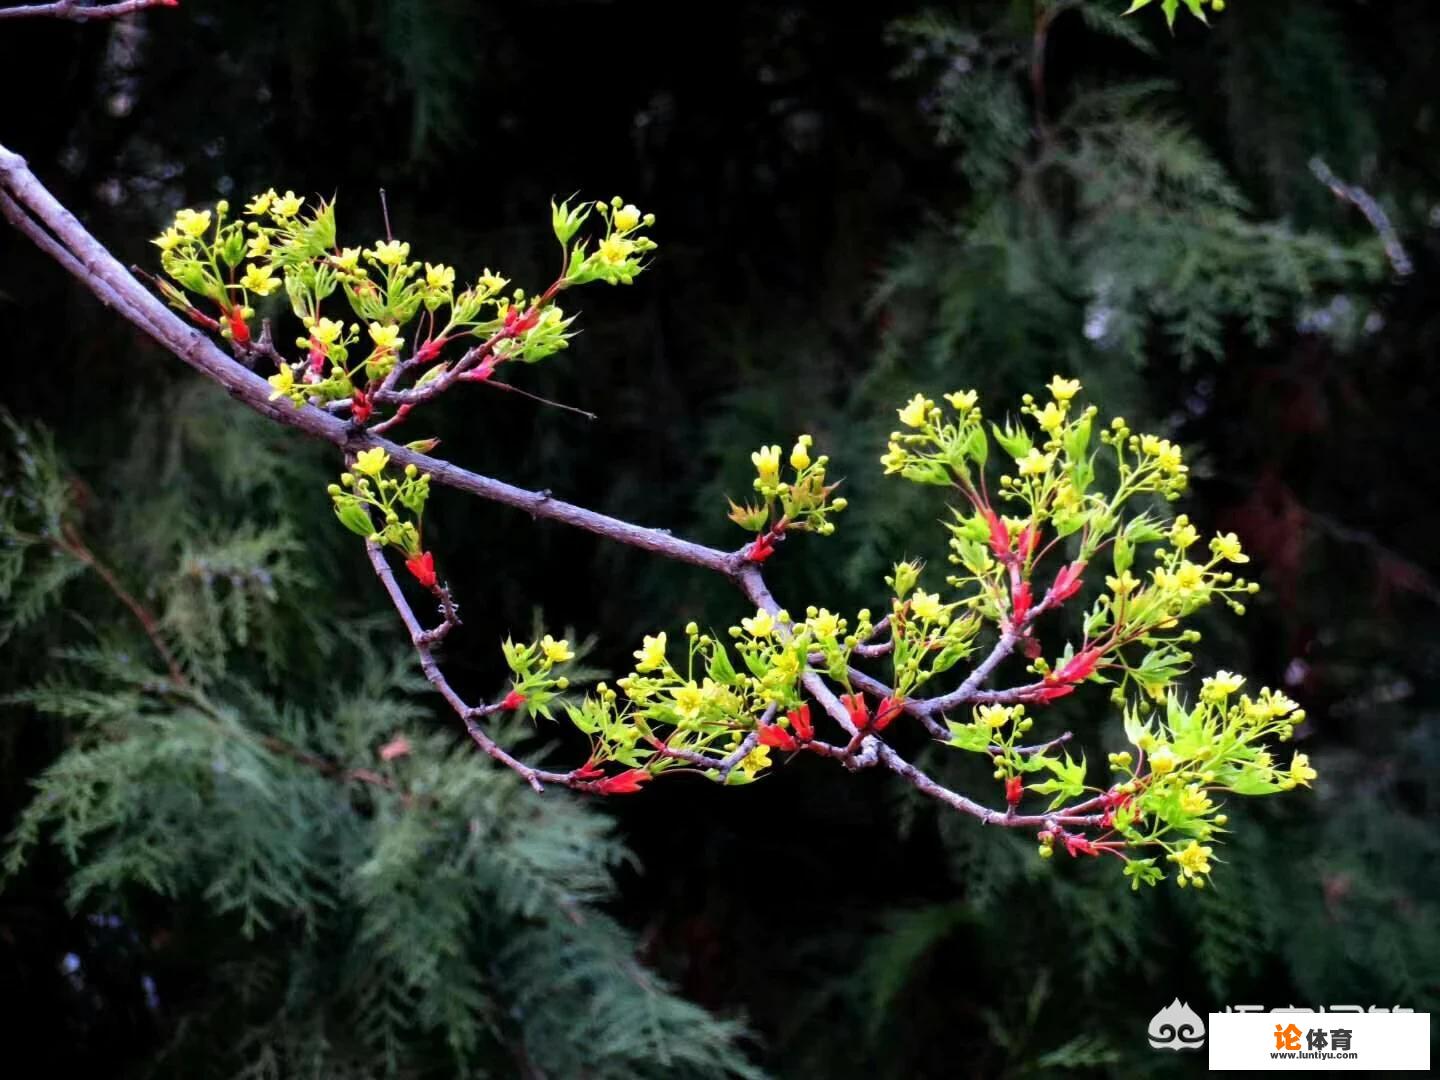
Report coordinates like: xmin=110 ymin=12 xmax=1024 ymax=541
xmin=272 ymin=190 xmax=304 ymax=218
xmin=311 ymin=317 xmax=344 ymax=345
xmin=741 ymin=610 xmax=775 ymax=638
xmin=1170 ymin=516 xmax=1199 ymax=550
xmin=369 ymin=322 xmax=403 ymax=351
xmin=751 ymin=445 xmax=781 ymax=486
xmin=739 ymin=744 xmax=773 ymax=777
xmin=598 ymin=235 xmax=635 ymax=266
xmin=789 ymin=436 xmax=812 ymax=472
xmin=613 ymin=203 xmax=642 ymax=232
xmin=633 ymin=632 xmax=667 ymax=672
xmin=174 ymin=208 xmax=212 ymax=238
xmin=1211 ymin=532 xmax=1248 ymax=563
xmin=245 ymin=232 xmax=271 ymax=259
xmin=910 ymin=590 xmax=946 ymax=622
xmin=673 ymin=681 xmax=705 ymax=720
xmin=1149 ymin=746 xmax=1178 ymax=775
xmin=240 ymin=264 xmax=280 ymax=296
xmin=1016 ymin=448 xmax=1053 ymax=477
xmin=353 ymin=447 xmax=390 ymax=476
xmin=151 ymin=227 xmax=185 ymax=252
xmin=1036 ymin=401 xmax=1065 ymax=432
xmin=425 ymin=262 xmax=455 ymax=290
xmin=944 ymin=389 xmax=978 ymax=412
xmin=1152 ymin=439 xmax=1184 ymax=474
xmin=807 ymin=608 xmax=840 ymax=639
xmin=478 ymin=269 xmax=507 ymax=293
xmin=333 ymin=247 xmax=362 ymax=273
xmin=372 ymin=239 xmax=410 ymax=267
xmin=1174 ymin=561 xmax=1205 ymax=592
xmin=1288 ymin=752 xmax=1317 ymax=787
xmin=1048 ymin=375 xmax=1081 ymax=401
xmin=245 ymin=190 xmax=275 ymax=216
xmin=1201 ymin=671 xmax=1245 ymax=703
xmin=977 ymin=704 xmax=1013 ymax=729
xmin=1180 ymin=785 xmax=1213 ymax=815
xmin=1169 ymin=840 xmax=1213 ymax=880
xmin=267 ymin=365 xmax=294 ymax=400
xmin=1106 ymin=570 xmax=1139 ymax=595
xmin=880 ymin=441 xmax=906 ymax=475
xmin=897 ymin=394 xmax=931 ymax=428
xmin=540 ymin=635 xmax=574 ymax=664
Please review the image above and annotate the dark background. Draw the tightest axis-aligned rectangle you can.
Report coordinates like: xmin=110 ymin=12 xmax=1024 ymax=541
xmin=1 ymin=1 xmax=1437 ymax=1075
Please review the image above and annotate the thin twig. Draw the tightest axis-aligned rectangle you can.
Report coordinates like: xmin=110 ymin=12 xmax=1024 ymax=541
xmin=1310 ymin=156 xmax=1413 ymax=277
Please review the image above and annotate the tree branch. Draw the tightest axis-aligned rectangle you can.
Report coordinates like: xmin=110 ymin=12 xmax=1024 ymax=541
xmin=0 ymin=0 xmax=176 ymax=21
xmin=0 ymin=142 xmax=1105 ymax=833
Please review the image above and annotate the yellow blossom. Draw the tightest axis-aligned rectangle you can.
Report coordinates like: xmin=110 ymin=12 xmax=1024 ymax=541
xmin=944 ymin=389 xmax=978 ymax=412
xmin=910 ymin=590 xmax=947 ymax=623
xmin=1048 ymin=375 xmax=1081 ymax=401
xmin=425 ymin=262 xmax=455 ymax=290
xmin=246 ymin=232 xmax=271 ymax=259
xmin=1201 ymin=671 xmax=1245 ymax=703
xmin=1169 ymin=841 xmax=1213 ymax=880
xmin=1288 ymin=752 xmax=1317 ymax=787
xmin=311 ymin=317 xmax=344 ymax=345
xmin=372 ymin=239 xmax=410 ymax=267
xmin=245 ymin=190 xmax=275 ymax=216
xmin=751 ymin=445 xmax=781 ymax=486
xmin=174 ymin=208 xmax=212 ymax=238
xmin=1211 ymin=532 xmax=1248 ymax=563
xmin=897 ymin=394 xmax=932 ymax=428
xmin=613 ymin=203 xmax=642 ymax=232
xmin=240 ymin=264 xmax=280 ymax=296
xmin=1180 ymin=785 xmax=1213 ymax=815
xmin=673 ymin=681 xmax=705 ymax=720
xmin=1170 ymin=516 xmax=1199 ymax=550
xmin=977 ymin=704 xmax=1013 ymax=729
xmin=808 ymin=608 xmax=840 ymax=638
xmin=739 ymin=744 xmax=773 ymax=777
xmin=880 ymin=441 xmax=907 ymax=474
xmin=478 ymin=269 xmax=507 ymax=293
xmin=1106 ymin=570 xmax=1139 ymax=595
xmin=273 ymin=190 xmax=304 ymax=218
xmin=152 ymin=227 xmax=185 ymax=252
xmin=1016 ymin=448 xmax=1053 ymax=477
xmin=1174 ymin=561 xmax=1205 ymax=592
xmin=790 ymin=436 xmax=812 ymax=471
xmin=353 ymin=447 xmax=390 ymax=476
xmin=540 ymin=635 xmax=574 ymax=664
xmin=598 ymin=235 xmax=635 ymax=266
xmin=741 ymin=610 xmax=775 ymax=638
xmin=369 ymin=322 xmax=403 ymax=351
xmin=267 ymin=365 xmax=294 ymax=400
xmin=1036 ymin=401 xmax=1065 ymax=432
xmin=634 ymin=632 xmax=667 ymax=672
xmin=333 ymin=247 xmax=362 ymax=273
xmin=1149 ymin=746 xmax=1178 ymax=775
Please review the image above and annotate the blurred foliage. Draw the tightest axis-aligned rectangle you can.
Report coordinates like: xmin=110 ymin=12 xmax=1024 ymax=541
xmin=1 ymin=0 xmax=1438 ymax=1076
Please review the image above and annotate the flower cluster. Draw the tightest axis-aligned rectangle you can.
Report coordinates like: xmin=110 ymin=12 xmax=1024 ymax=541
xmin=327 ymin=448 xmax=437 ymax=587
xmin=1098 ymin=674 xmax=1311 ymax=890
xmin=151 ymin=190 xmax=655 ymax=426
xmin=881 ymin=377 xmax=1312 ymax=886
xmin=728 ymin=434 xmax=848 ymax=561
xmin=499 ymin=635 xmax=577 ymax=721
